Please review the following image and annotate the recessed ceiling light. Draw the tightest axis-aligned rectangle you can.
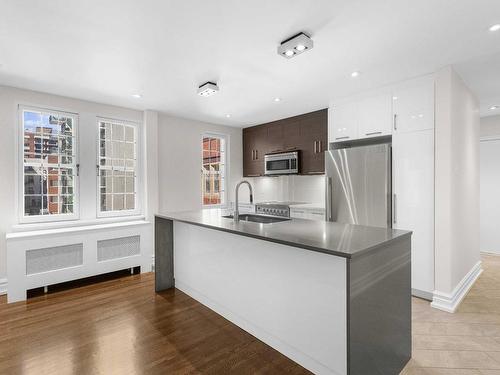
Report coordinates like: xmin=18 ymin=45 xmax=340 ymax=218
xmin=490 ymin=105 xmax=499 ymax=110
xmin=351 ymin=71 xmax=360 ymax=78
xmin=274 ymin=97 xmax=281 ymax=102
xmin=489 ymin=24 xmax=500 ymax=32
xmin=278 ymin=32 xmax=313 ymax=59
xmin=225 ymin=114 xmax=231 ymax=118
xmin=197 ymin=81 xmax=219 ymax=97
xmin=392 ymin=96 xmax=398 ymax=100
xmin=131 ymin=93 xmax=142 ymax=98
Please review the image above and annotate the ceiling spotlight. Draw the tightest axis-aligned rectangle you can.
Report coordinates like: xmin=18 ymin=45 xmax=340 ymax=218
xmin=197 ymin=81 xmax=219 ymax=97
xmin=351 ymin=71 xmax=360 ymax=78
xmin=274 ymin=97 xmax=281 ymax=102
xmin=490 ymin=105 xmax=499 ymax=110
xmin=489 ymin=24 xmax=500 ymax=32
xmin=131 ymin=93 xmax=142 ymax=98
xmin=278 ymin=32 xmax=313 ymax=59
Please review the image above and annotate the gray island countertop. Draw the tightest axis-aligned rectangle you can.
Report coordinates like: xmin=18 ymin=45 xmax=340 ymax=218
xmin=156 ymin=209 xmax=411 ymax=259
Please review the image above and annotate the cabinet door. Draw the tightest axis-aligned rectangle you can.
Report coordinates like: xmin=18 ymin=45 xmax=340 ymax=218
xmin=357 ymin=93 xmax=393 ymax=138
xmin=243 ymin=126 xmax=266 ymax=177
xmin=300 ymin=110 xmax=327 ymax=175
xmin=265 ymin=122 xmax=284 ymax=154
xmin=283 ymin=119 xmax=301 ymax=151
xmin=393 ymin=129 xmax=434 ymax=295
xmin=329 ymin=101 xmax=358 ymax=142
xmin=393 ymin=77 xmax=434 ymax=133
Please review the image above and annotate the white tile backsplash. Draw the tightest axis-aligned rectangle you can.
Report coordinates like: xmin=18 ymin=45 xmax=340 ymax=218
xmin=241 ymin=175 xmax=325 ymax=207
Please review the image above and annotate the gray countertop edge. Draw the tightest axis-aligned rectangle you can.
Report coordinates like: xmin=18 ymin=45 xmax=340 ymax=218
xmin=155 ymin=213 xmax=412 ymax=260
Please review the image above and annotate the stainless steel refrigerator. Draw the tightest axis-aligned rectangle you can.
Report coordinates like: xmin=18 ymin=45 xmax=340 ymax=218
xmin=325 ymin=141 xmax=392 ymax=228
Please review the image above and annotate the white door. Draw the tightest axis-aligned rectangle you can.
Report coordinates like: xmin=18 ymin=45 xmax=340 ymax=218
xmin=357 ymin=93 xmax=393 ymax=138
xmin=393 ymin=76 xmax=434 ymax=133
xmin=393 ymin=129 xmax=435 ymax=296
xmin=480 ymin=139 xmax=500 ymax=254
xmin=329 ymin=101 xmax=358 ymax=143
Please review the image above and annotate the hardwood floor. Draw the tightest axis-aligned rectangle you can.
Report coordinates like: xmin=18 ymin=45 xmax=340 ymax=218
xmin=1 ymin=254 xmax=500 ymax=375
xmin=0 ymin=271 xmax=310 ymax=375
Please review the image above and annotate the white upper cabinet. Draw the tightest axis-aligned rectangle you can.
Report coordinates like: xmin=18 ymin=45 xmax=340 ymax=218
xmin=328 ymin=102 xmax=358 ymax=143
xmin=392 ymin=76 xmax=434 ymax=133
xmin=357 ymin=93 xmax=393 ymax=138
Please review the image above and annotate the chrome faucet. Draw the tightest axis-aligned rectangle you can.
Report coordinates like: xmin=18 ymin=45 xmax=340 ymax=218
xmin=234 ymin=180 xmax=253 ymax=222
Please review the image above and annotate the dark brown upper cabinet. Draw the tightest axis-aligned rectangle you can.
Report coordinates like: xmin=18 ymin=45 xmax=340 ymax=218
xmin=243 ymin=125 xmax=267 ymax=177
xmin=242 ymin=109 xmax=327 ymax=177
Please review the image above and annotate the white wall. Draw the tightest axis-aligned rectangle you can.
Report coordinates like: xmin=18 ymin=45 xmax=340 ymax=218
xmin=0 ymin=85 xmax=151 ymax=282
xmin=157 ymin=114 xmax=243 ymax=212
xmin=434 ymin=66 xmax=481 ymax=295
xmin=481 ymin=115 xmax=500 ymax=138
xmin=480 ymin=138 xmax=500 ymax=253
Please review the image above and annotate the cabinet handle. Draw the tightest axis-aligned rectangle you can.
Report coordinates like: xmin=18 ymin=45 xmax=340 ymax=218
xmin=313 ymin=141 xmax=317 ymax=153
xmin=393 ymin=114 xmax=397 ymax=131
xmin=365 ymin=131 xmax=382 ymax=136
xmin=326 ymin=177 xmax=333 ymax=221
xmin=393 ymin=193 xmax=397 ymax=224
xmin=256 ymin=150 xmax=258 ymax=160
xmin=318 ymin=140 xmax=322 ymax=153
xmin=306 ymin=171 xmax=324 ymax=175
xmin=335 ymin=136 xmax=349 ymax=140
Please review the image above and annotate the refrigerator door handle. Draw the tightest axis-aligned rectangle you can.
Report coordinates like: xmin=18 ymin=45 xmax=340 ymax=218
xmin=326 ymin=177 xmax=333 ymax=221
xmin=393 ymin=193 xmax=397 ymax=224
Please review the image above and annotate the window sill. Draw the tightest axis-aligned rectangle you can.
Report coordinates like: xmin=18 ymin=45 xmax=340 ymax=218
xmin=10 ymin=215 xmax=147 ymax=235
xmin=7 ymin=217 xmax=150 ymax=240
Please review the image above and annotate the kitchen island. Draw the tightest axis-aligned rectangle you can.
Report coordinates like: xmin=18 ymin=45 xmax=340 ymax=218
xmin=155 ymin=209 xmax=412 ymax=375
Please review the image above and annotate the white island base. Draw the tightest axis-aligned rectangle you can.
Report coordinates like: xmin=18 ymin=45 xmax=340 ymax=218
xmin=155 ymin=213 xmax=412 ymax=375
xmin=174 ymin=222 xmax=347 ymax=375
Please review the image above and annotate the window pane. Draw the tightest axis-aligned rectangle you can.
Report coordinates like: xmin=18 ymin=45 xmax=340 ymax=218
xmin=113 ymin=194 xmax=124 ymax=210
xmin=61 ymin=195 xmax=73 ymax=214
xmin=125 ymin=194 xmax=135 ymax=210
xmin=98 ymin=121 xmax=137 ymax=214
xmin=24 ymin=195 xmax=44 ymax=216
xmin=22 ymin=108 xmax=77 ymax=219
xmin=101 ymin=194 xmax=112 ymax=211
xmin=113 ymin=171 xmax=125 ymax=193
xmin=124 ymin=126 xmax=134 ymax=142
xmin=112 ymin=123 xmax=124 ymax=141
xmin=202 ymin=136 xmax=225 ymax=206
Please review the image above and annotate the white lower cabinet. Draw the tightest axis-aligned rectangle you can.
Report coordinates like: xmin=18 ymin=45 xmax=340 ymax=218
xmin=393 ymin=129 xmax=435 ymax=296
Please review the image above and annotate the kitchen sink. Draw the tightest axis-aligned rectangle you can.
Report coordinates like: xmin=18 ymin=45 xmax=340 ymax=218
xmin=222 ymin=214 xmax=290 ymax=224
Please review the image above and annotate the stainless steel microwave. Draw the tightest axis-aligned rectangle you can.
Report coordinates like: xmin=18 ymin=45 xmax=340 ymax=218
xmin=264 ymin=151 xmax=299 ymax=175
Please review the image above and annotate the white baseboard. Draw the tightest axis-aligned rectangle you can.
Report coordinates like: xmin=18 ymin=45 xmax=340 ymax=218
xmin=0 ymin=278 xmax=7 ymax=296
xmin=431 ymin=261 xmax=483 ymax=313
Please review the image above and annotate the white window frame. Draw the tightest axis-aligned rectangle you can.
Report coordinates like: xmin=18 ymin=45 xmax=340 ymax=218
xmin=18 ymin=105 xmax=80 ymax=224
xmin=96 ymin=117 xmax=142 ymax=218
xmin=201 ymin=132 xmax=229 ymax=208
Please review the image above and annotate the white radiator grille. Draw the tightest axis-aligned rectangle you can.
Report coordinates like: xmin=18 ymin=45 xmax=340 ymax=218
xmin=26 ymin=244 xmax=83 ymax=275
xmin=97 ymin=236 xmax=140 ymax=261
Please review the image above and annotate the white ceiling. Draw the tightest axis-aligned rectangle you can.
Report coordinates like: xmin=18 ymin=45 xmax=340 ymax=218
xmin=1 ymin=0 xmax=500 ymax=126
